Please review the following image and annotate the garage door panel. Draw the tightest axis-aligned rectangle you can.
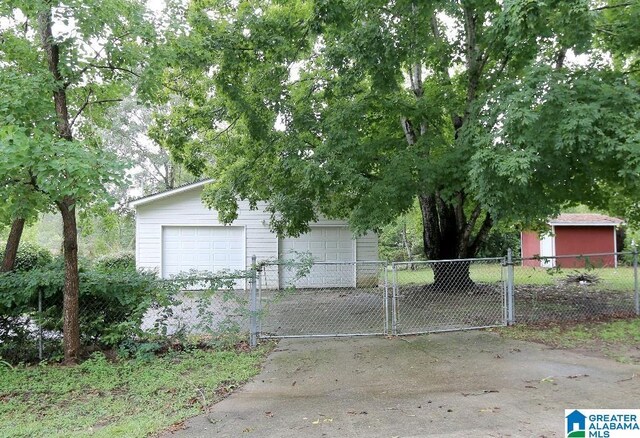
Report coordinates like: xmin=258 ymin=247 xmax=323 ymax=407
xmin=229 ymin=254 xmax=244 ymax=263
xmin=162 ymin=227 xmax=245 ymax=288
xmin=194 ymin=241 xmax=210 ymax=250
xmin=180 ymin=228 xmax=197 ymax=238
xmin=280 ymin=227 xmax=355 ymax=288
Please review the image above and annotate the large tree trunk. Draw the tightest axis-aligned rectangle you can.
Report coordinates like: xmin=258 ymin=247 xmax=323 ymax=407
xmin=1 ymin=218 xmax=26 ymax=272
xmin=58 ymin=198 xmax=80 ymax=364
xmin=418 ymin=193 xmax=492 ymax=291
xmin=398 ymin=2 xmax=496 ymax=292
xmin=432 ymin=260 xmax=473 ymax=291
xmin=40 ymin=6 xmax=80 ymax=364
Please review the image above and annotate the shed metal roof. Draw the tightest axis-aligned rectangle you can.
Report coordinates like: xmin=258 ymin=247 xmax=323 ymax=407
xmin=549 ymin=213 xmax=623 ymax=226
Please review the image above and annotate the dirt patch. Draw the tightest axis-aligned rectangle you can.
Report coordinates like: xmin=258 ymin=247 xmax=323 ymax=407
xmin=514 ymin=284 xmax=636 ymax=323
xmin=497 ymin=317 xmax=640 ymax=365
xmin=259 ymin=288 xmax=386 ymax=337
xmin=395 ymin=282 xmax=505 ymax=333
xmin=258 ymin=281 xmax=634 ymax=338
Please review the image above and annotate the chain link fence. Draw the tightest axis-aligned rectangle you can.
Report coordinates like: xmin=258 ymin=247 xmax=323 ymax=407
xmin=257 ymin=261 xmax=388 ymax=337
xmin=0 ymin=272 xmax=252 ymax=364
xmin=3 ymin=251 xmax=639 ymax=363
xmin=140 ymin=286 xmax=250 ymax=337
xmin=391 ymin=258 xmax=507 ymax=334
xmin=512 ymin=252 xmax=639 ymax=324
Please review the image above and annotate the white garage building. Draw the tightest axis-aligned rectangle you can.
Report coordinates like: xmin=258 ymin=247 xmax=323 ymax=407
xmin=130 ymin=180 xmax=378 ymax=288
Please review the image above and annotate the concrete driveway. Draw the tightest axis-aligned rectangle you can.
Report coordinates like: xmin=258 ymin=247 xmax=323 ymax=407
xmin=164 ymin=331 xmax=640 ymax=437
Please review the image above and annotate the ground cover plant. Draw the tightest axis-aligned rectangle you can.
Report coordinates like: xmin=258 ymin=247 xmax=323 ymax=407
xmin=497 ymin=318 xmax=640 ymax=364
xmin=0 ymin=340 xmax=273 ymax=438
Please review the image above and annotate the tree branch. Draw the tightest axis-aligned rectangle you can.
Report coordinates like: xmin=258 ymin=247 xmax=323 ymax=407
xmin=595 ymin=26 xmax=618 ymax=36
xmin=70 ymin=96 xmax=123 ymax=128
xmin=401 ymin=117 xmax=418 ymax=145
xmin=462 ymin=204 xmax=482 ymax=245
xmin=86 ymin=63 xmax=141 ymax=78
xmin=454 ymin=191 xmax=466 ymax=237
xmin=469 ymin=212 xmax=493 ymax=255
xmin=555 ymin=48 xmax=567 ymax=70
xmin=70 ymin=88 xmax=93 ymax=128
xmin=591 ymin=2 xmax=632 ymax=11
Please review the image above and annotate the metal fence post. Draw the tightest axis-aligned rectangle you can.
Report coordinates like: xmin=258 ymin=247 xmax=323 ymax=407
xmin=249 ymin=255 xmax=258 ymax=348
xmin=38 ymin=289 xmax=43 ymax=361
xmin=392 ymin=263 xmax=398 ymax=335
xmin=633 ymin=247 xmax=639 ymax=316
xmin=506 ymin=248 xmax=515 ymax=325
xmin=383 ymin=263 xmax=389 ymax=336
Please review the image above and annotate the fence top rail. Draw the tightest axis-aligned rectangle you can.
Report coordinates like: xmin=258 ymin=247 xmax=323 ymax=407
xmin=159 ymin=275 xmax=250 ymax=282
xmin=391 ymin=257 xmax=504 ymax=266
xmin=517 ymin=251 xmax=631 ymax=261
xmin=260 ymin=260 xmax=388 ymax=266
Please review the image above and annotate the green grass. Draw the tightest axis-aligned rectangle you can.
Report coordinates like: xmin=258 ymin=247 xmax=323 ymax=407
xmin=390 ymin=264 xmax=635 ymax=291
xmin=390 ymin=263 xmax=503 ymax=285
xmin=0 ymin=344 xmax=273 ymax=438
xmin=497 ymin=318 xmax=640 ymax=363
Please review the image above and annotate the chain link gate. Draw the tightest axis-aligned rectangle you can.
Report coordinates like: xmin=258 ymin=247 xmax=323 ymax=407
xmin=253 ymin=258 xmax=508 ymax=339
xmin=390 ymin=258 xmax=508 ymax=334
xmin=257 ymin=261 xmax=389 ymax=338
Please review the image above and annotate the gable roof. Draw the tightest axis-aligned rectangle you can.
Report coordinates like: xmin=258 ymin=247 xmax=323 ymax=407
xmin=128 ymin=179 xmax=213 ymax=208
xmin=549 ymin=213 xmax=623 ymax=226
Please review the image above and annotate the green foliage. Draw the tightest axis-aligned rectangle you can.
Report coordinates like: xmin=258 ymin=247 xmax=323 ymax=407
xmin=0 ymin=258 xmax=171 ymax=362
xmin=77 ymin=210 xmax=136 ymax=258
xmin=499 ymin=318 xmax=640 ymax=363
xmin=100 ymin=98 xmax=197 ymax=199
xmin=0 ymin=126 xmax=124 ymax=215
xmin=0 ymin=344 xmax=271 ymax=437
xmin=476 ymin=228 xmax=521 ymax=259
xmin=153 ymin=0 xmax=640 ymax=260
xmin=0 ymin=255 xmax=259 ymax=363
xmin=13 ymin=243 xmax=53 ymax=272
xmin=467 ymin=67 xmax=640 ymax=224
xmin=378 ymin=202 xmax=424 ymax=262
xmin=94 ymin=252 xmax=136 ymax=273
xmin=0 ymin=0 xmax=161 ymax=233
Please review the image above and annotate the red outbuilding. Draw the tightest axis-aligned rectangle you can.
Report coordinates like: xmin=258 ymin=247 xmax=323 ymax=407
xmin=520 ymin=213 xmax=623 ymax=268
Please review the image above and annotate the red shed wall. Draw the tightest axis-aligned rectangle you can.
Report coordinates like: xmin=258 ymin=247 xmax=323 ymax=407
xmin=554 ymin=226 xmax=616 ymax=268
xmin=521 ymin=231 xmax=541 ymax=267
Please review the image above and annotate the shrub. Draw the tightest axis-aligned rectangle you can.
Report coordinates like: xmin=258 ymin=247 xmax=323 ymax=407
xmin=13 ymin=243 xmax=53 ymax=271
xmin=94 ymin=252 xmax=136 ymax=272
xmin=0 ymin=257 xmax=174 ymax=363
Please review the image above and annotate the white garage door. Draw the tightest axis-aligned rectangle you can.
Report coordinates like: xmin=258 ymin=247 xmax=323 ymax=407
xmin=279 ymin=227 xmax=355 ymax=288
xmin=162 ymin=226 xmax=244 ymax=281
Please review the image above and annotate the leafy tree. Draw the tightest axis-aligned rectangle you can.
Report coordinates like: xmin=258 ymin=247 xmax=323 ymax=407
xmin=0 ymin=65 xmax=53 ymax=271
xmin=78 ymin=210 xmax=136 ymax=258
xmin=101 ymin=97 xmax=196 ymax=198
xmin=158 ymin=1 xmax=639 ymax=288
xmin=0 ymin=0 xmax=156 ymax=363
xmin=379 ymin=202 xmax=423 ymax=263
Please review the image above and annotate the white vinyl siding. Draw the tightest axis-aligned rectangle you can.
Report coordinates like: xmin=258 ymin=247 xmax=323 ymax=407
xmin=280 ymin=227 xmax=354 ymax=262
xmin=135 ymin=187 xmax=275 ymax=273
xmin=134 ymin=184 xmax=378 ymax=288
